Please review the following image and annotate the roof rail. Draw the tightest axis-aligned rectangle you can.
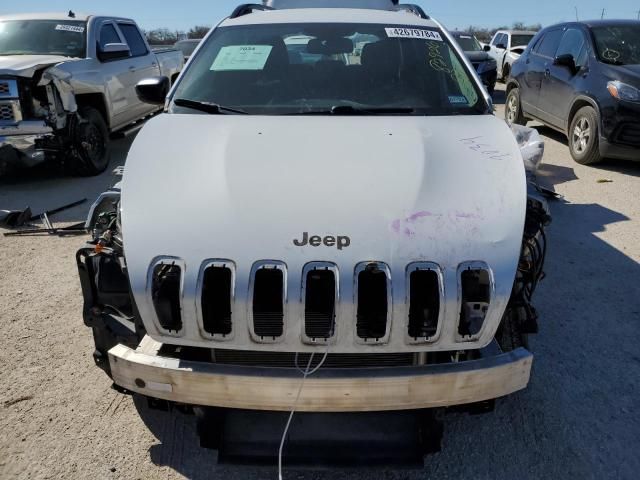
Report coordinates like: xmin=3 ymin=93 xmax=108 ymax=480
xmin=263 ymin=0 xmax=400 ymax=8
xmin=394 ymin=4 xmax=430 ymax=19
xmin=230 ymin=3 xmax=274 ymax=18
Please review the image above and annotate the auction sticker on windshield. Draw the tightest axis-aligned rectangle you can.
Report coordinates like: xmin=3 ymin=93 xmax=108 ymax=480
xmin=211 ymin=45 xmax=273 ymax=71
xmin=385 ymin=28 xmax=442 ymax=41
xmin=55 ymin=24 xmax=85 ymax=33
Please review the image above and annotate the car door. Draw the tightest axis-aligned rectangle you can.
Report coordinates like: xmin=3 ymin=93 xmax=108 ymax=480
xmin=541 ymin=27 xmax=589 ymax=129
xmin=96 ymin=21 xmax=131 ymax=129
xmin=496 ymin=34 xmax=509 ymax=76
xmin=490 ymin=33 xmax=507 ymax=73
xmin=488 ymin=33 xmax=503 ymax=62
xmin=116 ymin=22 xmax=161 ymax=120
xmin=523 ymin=28 xmax=563 ymax=121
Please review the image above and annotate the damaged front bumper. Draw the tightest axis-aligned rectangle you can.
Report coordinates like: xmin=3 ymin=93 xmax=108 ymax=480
xmin=108 ymin=338 xmax=532 ymax=412
xmin=0 ymin=121 xmax=54 ymax=170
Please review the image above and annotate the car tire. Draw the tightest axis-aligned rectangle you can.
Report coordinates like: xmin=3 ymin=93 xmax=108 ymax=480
xmin=69 ymin=107 xmax=110 ymax=177
xmin=505 ymin=88 xmax=526 ymax=126
xmin=568 ymin=106 xmax=603 ymax=165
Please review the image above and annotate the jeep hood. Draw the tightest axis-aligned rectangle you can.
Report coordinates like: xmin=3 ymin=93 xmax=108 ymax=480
xmin=122 ymin=114 xmax=527 ymax=350
xmin=0 ymin=54 xmax=71 ymax=77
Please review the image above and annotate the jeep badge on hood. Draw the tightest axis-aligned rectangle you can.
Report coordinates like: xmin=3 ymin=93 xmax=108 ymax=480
xmin=293 ymin=232 xmax=351 ymax=250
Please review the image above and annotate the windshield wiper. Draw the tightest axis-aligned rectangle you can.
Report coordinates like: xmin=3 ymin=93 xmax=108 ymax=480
xmin=173 ymin=98 xmax=248 ymax=115
xmin=286 ymin=105 xmax=416 ymax=115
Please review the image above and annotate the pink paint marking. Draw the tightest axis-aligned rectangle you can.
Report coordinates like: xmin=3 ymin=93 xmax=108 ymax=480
xmin=406 ymin=211 xmax=434 ymax=222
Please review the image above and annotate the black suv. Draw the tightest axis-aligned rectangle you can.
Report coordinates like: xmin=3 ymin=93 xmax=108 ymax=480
xmin=506 ymin=20 xmax=640 ymax=164
xmin=451 ymin=31 xmax=497 ymax=94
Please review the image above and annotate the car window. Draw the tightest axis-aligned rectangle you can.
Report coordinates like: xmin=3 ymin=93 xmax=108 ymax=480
xmin=557 ymin=28 xmax=587 ymax=66
xmin=173 ymin=22 xmax=488 ymax=116
xmin=118 ymin=23 xmax=148 ymax=57
xmin=491 ymin=33 xmax=502 ymax=46
xmin=494 ymin=34 xmax=505 ymax=47
xmin=511 ymin=34 xmax=535 ymax=48
xmin=0 ymin=19 xmax=87 ymax=57
xmin=591 ymin=24 xmax=640 ymax=66
xmin=99 ymin=24 xmax=121 ymax=50
xmin=454 ymin=35 xmax=483 ymax=52
xmin=534 ymin=29 xmax=563 ymax=57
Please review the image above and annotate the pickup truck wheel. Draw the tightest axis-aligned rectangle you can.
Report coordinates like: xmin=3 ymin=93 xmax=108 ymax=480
xmin=70 ymin=107 xmax=110 ymax=176
xmin=568 ymin=106 xmax=603 ymax=165
xmin=505 ymin=88 xmax=526 ymax=126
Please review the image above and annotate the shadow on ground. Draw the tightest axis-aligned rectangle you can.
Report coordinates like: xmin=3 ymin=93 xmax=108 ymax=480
xmin=0 ymin=137 xmax=133 ymax=226
xmin=533 ymin=125 xmax=640 ymax=177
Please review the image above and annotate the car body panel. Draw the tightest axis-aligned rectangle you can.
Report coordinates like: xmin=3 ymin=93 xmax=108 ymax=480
xmin=121 ymin=113 xmax=527 ymax=353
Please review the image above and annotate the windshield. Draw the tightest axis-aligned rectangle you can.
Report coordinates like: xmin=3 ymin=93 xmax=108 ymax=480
xmin=176 ymin=40 xmax=200 ymax=57
xmin=172 ymin=23 xmax=487 ymax=115
xmin=455 ymin=34 xmax=482 ymax=52
xmin=511 ymin=34 xmax=535 ymax=47
xmin=0 ymin=20 xmax=86 ymax=57
xmin=592 ymin=25 xmax=640 ymax=65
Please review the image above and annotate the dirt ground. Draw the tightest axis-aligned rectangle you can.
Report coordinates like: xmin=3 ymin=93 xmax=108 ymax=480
xmin=1 ymin=85 xmax=639 ymax=479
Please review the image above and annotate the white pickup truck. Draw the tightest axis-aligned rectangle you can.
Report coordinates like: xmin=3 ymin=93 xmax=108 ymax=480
xmin=487 ymin=30 xmax=536 ymax=81
xmin=0 ymin=12 xmax=183 ymax=176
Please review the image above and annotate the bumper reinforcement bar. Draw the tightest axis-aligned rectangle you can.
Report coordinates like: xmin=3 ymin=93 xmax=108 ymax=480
xmin=109 ymin=337 xmax=532 ymax=412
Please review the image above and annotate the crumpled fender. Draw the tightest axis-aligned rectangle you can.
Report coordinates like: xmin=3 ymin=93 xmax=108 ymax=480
xmin=38 ymin=65 xmax=78 ymax=113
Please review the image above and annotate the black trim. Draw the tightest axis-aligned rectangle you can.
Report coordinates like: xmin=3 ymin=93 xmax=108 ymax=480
xmin=394 ymin=4 xmax=430 ymax=19
xmin=230 ymin=4 xmax=274 ymax=19
xmin=599 ymin=137 xmax=640 ymax=161
xmin=130 ymin=346 xmax=532 ymax=380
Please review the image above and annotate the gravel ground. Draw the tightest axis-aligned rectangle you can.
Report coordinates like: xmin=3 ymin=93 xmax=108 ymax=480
xmin=1 ymin=85 xmax=639 ymax=479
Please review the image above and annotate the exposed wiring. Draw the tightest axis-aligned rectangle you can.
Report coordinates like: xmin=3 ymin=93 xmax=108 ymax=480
xmin=278 ymin=346 xmax=330 ymax=480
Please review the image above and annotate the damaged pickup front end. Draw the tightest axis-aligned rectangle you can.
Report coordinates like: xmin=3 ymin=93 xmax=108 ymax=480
xmin=0 ymin=59 xmax=78 ymax=174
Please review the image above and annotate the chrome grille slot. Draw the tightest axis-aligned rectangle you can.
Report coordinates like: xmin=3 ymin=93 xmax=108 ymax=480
xmin=407 ymin=263 xmax=441 ymax=342
xmin=0 ymin=83 xmax=9 ymax=95
xmin=355 ymin=262 xmax=391 ymax=343
xmin=458 ymin=263 xmax=492 ymax=339
xmin=303 ymin=262 xmax=338 ymax=343
xmin=151 ymin=261 xmax=183 ymax=333
xmin=251 ymin=262 xmax=286 ymax=341
xmin=200 ymin=263 xmax=233 ymax=337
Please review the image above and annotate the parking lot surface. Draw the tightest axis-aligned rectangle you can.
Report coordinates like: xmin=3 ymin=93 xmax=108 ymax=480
xmin=1 ymin=85 xmax=639 ymax=479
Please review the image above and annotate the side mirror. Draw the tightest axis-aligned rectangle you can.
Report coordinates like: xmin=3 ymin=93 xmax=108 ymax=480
xmin=496 ymin=43 xmax=507 ymax=50
xmin=136 ymin=76 xmax=170 ymax=105
xmin=97 ymin=42 xmax=130 ymax=62
xmin=483 ymin=44 xmax=491 ymax=52
xmin=554 ymin=53 xmax=577 ymax=73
